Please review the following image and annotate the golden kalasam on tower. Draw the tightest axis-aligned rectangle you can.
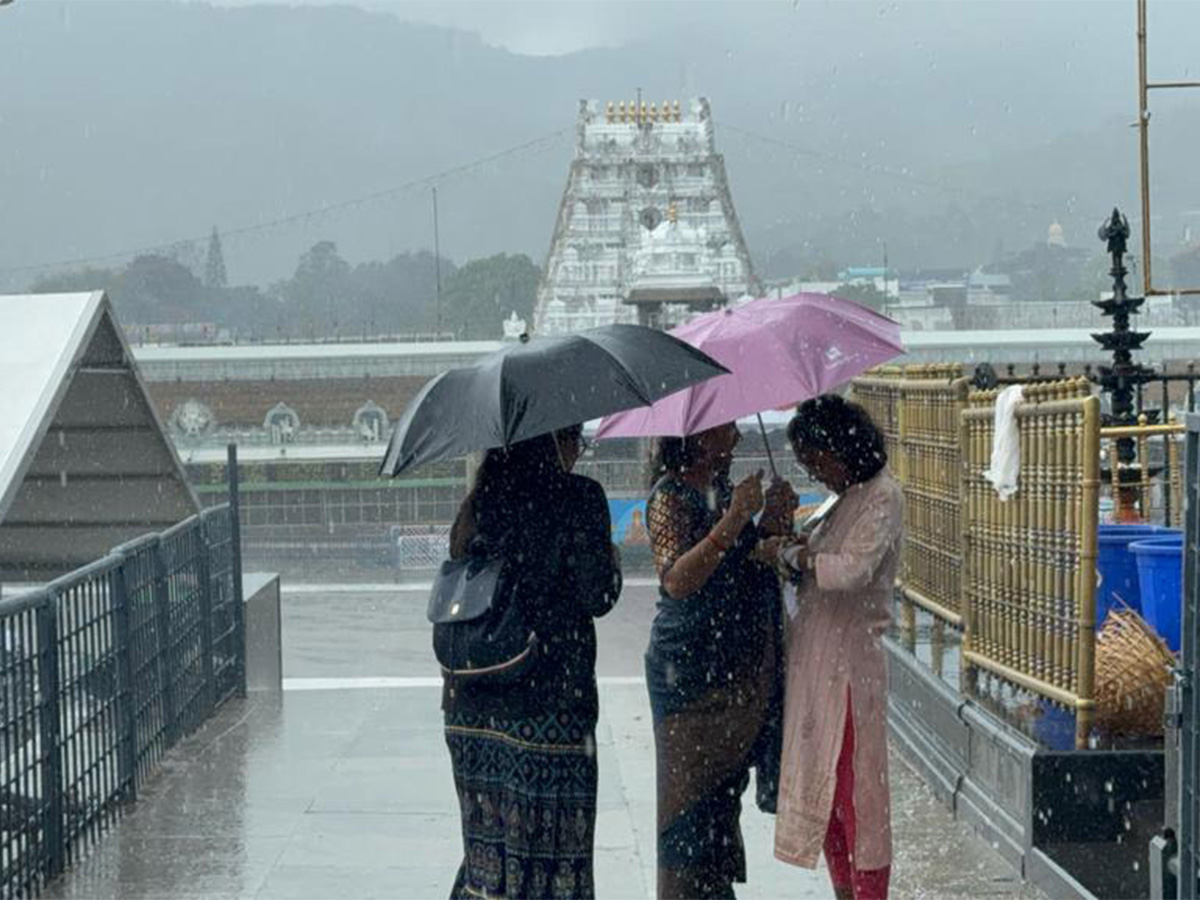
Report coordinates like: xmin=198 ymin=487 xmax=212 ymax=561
xmin=603 ymin=100 xmax=683 ymax=124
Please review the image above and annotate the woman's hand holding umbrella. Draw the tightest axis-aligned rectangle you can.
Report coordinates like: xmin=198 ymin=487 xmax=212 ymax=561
xmin=761 ymin=478 xmax=799 ymax=536
xmin=729 ymin=471 xmax=765 ymax=523
xmin=703 ymin=471 xmax=764 ymax=558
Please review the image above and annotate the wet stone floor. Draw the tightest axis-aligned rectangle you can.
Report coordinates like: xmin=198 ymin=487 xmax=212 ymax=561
xmin=43 ymin=582 xmax=1047 ymax=899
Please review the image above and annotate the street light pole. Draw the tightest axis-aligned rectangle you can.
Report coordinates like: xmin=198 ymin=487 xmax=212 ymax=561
xmin=433 ymin=187 xmax=443 ymax=336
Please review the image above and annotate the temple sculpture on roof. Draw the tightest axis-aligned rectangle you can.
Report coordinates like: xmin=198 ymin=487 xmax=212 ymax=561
xmin=533 ymin=98 xmax=756 ymax=334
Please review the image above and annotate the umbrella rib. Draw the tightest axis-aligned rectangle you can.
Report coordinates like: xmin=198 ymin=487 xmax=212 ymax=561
xmin=496 ymin=348 xmax=513 ymax=448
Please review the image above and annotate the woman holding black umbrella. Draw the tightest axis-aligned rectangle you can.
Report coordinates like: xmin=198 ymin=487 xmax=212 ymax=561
xmin=443 ymin=423 xmax=622 ymax=900
xmin=380 ymin=324 xmax=729 ymax=899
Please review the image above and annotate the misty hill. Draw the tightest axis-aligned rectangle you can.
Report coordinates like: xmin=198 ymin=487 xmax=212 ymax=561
xmin=1 ymin=0 xmax=1196 ymax=292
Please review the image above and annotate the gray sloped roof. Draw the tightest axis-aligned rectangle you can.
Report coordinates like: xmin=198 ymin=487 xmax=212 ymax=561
xmin=0 ymin=291 xmax=199 ymax=579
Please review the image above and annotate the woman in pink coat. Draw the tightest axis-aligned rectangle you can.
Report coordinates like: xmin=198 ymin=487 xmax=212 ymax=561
xmin=774 ymin=395 xmax=903 ymax=900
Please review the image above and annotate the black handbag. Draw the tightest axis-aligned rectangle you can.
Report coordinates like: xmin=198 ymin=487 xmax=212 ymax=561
xmin=427 ymin=549 xmax=537 ymax=684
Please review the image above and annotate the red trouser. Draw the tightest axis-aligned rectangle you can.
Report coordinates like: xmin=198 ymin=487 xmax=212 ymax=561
xmin=823 ymin=695 xmax=891 ymax=900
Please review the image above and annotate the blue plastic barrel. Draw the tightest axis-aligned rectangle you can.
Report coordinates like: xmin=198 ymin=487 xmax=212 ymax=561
xmin=1095 ymin=524 xmax=1170 ymax=624
xmin=1130 ymin=535 xmax=1183 ymax=652
xmin=1032 ymin=700 xmax=1076 ymax=751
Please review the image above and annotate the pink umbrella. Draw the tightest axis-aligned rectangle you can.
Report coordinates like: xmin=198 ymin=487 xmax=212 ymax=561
xmin=596 ymin=292 xmax=903 ymax=445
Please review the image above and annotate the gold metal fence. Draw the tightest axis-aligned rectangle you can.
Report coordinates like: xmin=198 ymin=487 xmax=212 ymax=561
xmin=961 ymin=379 xmax=1100 ymax=748
xmin=1100 ymin=417 xmax=1186 ymax=528
xmin=898 ymin=368 xmax=970 ymax=625
xmin=849 ymin=366 xmax=906 ymax=483
xmin=851 ymin=366 xmax=969 ymax=624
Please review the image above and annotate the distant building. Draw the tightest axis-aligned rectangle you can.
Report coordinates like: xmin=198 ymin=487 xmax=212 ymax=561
xmin=763 ymin=270 xmax=899 ymax=303
xmin=136 ymin=340 xmax=499 ymax=454
xmin=993 ymin=225 xmax=1092 ymax=304
xmin=966 ymin=269 xmax=1012 ymax=306
xmin=1171 ymin=242 xmax=1200 ymax=289
xmin=534 ymin=98 xmax=755 ymax=334
xmin=885 ymin=302 xmax=954 ymax=331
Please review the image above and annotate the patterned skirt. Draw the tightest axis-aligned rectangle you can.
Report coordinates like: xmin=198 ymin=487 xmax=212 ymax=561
xmin=445 ymin=708 xmax=598 ymax=900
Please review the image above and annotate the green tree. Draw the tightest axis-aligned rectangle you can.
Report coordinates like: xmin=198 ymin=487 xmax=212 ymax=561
xmin=809 ymin=257 xmax=842 ymax=281
xmin=113 ymin=254 xmax=208 ymax=323
xmin=442 ymin=253 xmax=540 ymax=339
xmin=205 ymin=226 xmax=228 ymax=289
xmin=30 ymin=266 xmax=119 ymax=295
xmin=33 ymin=257 xmax=277 ymax=339
xmin=350 ymin=250 xmax=447 ymax=337
xmin=279 ymin=240 xmax=354 ymax=338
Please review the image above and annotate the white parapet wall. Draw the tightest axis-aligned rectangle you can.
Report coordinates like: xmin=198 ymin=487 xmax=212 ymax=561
xmin=243 ymin=572 xmax=282 ymax=693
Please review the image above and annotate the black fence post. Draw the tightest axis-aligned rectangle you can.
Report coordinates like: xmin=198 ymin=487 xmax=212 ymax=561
xmin=109 ymin=562 xmax=137 ymax=805
xmin=35 ymin=596 xmax=65 ymax=880
xmin=150 ymin=538 xmax=176 ymax=748
xmin=1179 ymin=413 xmax=1200 ymax=896
xmin=227 ymin=443 xmax=246 ymax=698
xmin=196 ymin=524 xmax=216 ymax=720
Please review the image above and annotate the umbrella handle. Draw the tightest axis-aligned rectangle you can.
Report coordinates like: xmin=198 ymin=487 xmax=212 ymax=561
xmin=756 ymin=413 xmax=779 ymax=480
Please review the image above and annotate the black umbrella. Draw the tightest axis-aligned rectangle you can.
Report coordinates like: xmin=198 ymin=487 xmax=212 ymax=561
xmin=380 ymin=324 xmax=728 ymax=477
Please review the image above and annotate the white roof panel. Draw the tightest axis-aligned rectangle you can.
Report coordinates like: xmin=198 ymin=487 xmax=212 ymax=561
xmin=0 ymin=292 xmax=101 ymax=513
xmin=0 ymin=291 xmax=199 ymax=578
xmin=126 ymin=327 xmax=1200 ymax=368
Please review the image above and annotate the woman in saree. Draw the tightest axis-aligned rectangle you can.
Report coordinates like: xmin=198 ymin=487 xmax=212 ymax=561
xmin=644 ymin=422 xmax=796 ymax=899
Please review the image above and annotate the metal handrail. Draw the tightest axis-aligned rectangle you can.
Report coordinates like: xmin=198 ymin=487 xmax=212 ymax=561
xmin=0 ymin=504 xmax=244 ymax=900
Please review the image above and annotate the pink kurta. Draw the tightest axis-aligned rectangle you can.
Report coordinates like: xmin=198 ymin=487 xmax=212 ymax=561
xmin=774 ymin=470 xmax=903 ymax=871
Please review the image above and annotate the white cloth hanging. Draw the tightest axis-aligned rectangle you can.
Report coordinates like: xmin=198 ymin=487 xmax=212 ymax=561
xmin=983 ymin=384 xmax=1025 ymax=501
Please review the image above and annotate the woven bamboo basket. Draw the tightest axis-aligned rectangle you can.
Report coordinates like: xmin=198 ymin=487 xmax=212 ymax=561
xmin=1094 ymin=608 xmax=1175 ymax=737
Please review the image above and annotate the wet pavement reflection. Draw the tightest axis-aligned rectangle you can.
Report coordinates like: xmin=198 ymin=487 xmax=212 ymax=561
xmin=43 ymin=582 xmax=1046 ymax=899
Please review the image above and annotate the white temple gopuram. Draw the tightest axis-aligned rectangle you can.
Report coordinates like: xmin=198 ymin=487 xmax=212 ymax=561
xmin=533 ymin=98 xmax=756 ymax=335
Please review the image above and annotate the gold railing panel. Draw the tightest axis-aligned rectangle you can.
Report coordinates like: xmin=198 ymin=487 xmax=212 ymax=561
xmin=851 ymin=366 xmax=967 ymax=624
xmin=1100 ymin=419 xmax=1186 ymax=527
xmin=896 ymin=371 xmax=969 ymax=625
xmin=849 ymin=367 xmax=907 ymax=484
xmin=849 ymin=369 xmax=1182 ymax=748
xmin=961 ymin=380 xmax=1099 ymax=748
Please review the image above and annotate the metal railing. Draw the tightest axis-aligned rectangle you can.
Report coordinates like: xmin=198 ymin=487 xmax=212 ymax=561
xmin=851 ymin=366 xmax=971 ymax=625
xmin=0 ymin=505 xmax=244 ymax=900
xmin=961 ymin=380 xmax=1100 ymax=748
xmin=852 ymin=367 xmax=1200 ymax=753
xmin=898 ymin=367 xmax=970 ymax=625
xmin=394 ymin=525 xmax=453 ymax=571
xmin=1101 ymin=419 xmax=1186 ymax=529
xmin=1175 ymin=412 xmax=1200 ymax=897
xmin=848 ymin=367 xmax=906 ymax=481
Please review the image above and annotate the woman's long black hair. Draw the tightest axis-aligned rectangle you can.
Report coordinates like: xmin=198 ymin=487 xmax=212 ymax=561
xmin=647 ymin=434 xmax=712 ymax=488
xmin=450 ymin=427 xmax=579 ymax=557
xmin=787 ymin=395 xmax=887 ymax=486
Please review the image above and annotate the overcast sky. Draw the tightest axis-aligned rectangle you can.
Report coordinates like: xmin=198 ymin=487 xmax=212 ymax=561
xmin=4 ymin=0 xmax=1196 ymax=286
xmin=206 ymin=0 xmax=1200 ymax=66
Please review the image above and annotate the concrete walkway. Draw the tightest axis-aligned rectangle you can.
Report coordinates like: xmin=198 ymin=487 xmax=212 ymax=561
xmin=44 ymin=682 xmax=1044 ymax=900
xmin=43 ymin=583 xmax=1046 ymax=899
